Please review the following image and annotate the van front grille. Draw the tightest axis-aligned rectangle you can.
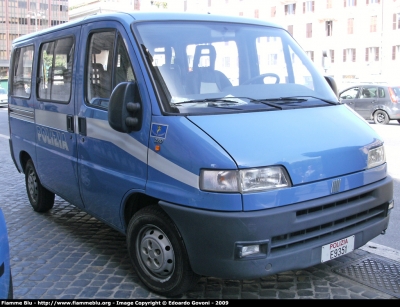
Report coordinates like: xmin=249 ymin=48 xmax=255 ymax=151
xmin=296 ymin=192 xmax=371 ymax=217
xmin=271 ymin=202 xmax=387 ymax=253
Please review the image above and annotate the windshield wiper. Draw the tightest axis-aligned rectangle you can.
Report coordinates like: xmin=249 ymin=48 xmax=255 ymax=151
xmin=172 ymin=97 xmax=243 ymax=105
xmin=250 ymin=97 xmax=307 ymax=103
xmin=257 ymin=96 xmax=338 ymax=105
xmin=293 ymin=96 xmax=339 ymax=105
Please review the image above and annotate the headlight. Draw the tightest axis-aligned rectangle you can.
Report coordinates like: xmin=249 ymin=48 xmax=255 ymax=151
xmin=200 ymin=166 xmax=291 ymax=193
xmin=367 ymin=145 xmax=385 ymax=169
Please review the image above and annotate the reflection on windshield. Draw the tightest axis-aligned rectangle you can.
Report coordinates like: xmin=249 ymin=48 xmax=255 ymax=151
xmin=134 ymin=21 xmax=338 ymax=114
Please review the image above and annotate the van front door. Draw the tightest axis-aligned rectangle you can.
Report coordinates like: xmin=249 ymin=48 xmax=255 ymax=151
xmin=76 ymin=22 xmax=150 ymax=230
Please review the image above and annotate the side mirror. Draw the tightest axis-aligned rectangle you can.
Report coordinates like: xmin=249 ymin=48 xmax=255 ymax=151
xmin=108 ymin=82 xmax=142 ymax=133
xmin=324 ymin=76 xmax=338 ymax=98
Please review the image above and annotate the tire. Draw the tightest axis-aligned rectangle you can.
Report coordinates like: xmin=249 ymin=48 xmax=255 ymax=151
xmin=25 ymin=159 xmax=55 ymax=212
xmin=127 ymin=206 xmax=199 ymax=296
xmin=373 ymin=110 xmax=389 ymax=125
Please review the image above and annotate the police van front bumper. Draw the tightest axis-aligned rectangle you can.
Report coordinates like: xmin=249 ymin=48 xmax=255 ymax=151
xmin=159 ymin=176 xmax=393 ymax=279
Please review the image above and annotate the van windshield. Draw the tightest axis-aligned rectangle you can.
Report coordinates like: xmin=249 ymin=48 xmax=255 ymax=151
xmin=134 ymin=21 xmax=338 ymax=114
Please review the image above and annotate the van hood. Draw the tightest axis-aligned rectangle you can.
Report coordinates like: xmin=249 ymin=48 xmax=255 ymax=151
xmin=187 ymin=105 xmax=383 ymax=185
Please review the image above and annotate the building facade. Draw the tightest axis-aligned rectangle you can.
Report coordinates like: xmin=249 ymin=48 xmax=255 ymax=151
xmin=2 ymin=0 xmax=400 ymax=87
xmin=70 ymin=0 xmax=400 ymax=88
xmin=0 ymin=0 xmax=69 ymax=78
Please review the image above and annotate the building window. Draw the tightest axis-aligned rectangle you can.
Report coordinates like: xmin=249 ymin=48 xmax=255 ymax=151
xmin=239 ymin=12 xmax=243 ymax=16
xmin=303 ymin=1 xmax=314 ymax=13
xmin=348 ymin=18 xmax=354 ymax=34
xmin=367 ymin=0 xmax=380 ymax=4
xmin=330 ymin=49 xmax=335 ymax=63
xmin=254 ymin=9 xmax=259 ymax=18
xmin=393 ymin=46 xmax=400 ymax=60
xmin=285 ymin=4 xmax=296 ymax=15
xmin=365 ymin=47 xmax=379 ymax=61
xmin=134 ymin=0 xmax=140 ymax=10
xmin=394 ymin=13 xmax=400 ymax=30
xmin=343 ymin=48 xmax=356 ymax=62
xmin=370 ymin=16 xmax=377 ymax=32
xmin=271 ymin=6 xmax=276 ymax=17
xmin=344 ymin=0 xmax=357 ymax=7
xmin=306 ymin=23 xmax=312 ymax=38
xmin=306 ymin=51 xmax=314 ymax=61
xmin=327 ymin=0 xmax=333 ymax=8
xmin=326 ymin=21 xmax=333 ymax=36
xmin=288 ymin=25 xmax=293 ymax=36
xmin=0 ymin=50 xmax=7 ymax=60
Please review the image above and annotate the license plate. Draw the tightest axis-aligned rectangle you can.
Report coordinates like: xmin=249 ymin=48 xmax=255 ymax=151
xmin=321 ymin=235 xmax=355 ymax=262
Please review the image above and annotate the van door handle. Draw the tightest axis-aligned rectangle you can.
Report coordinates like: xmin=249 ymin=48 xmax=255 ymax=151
xmin=67 ymin=115 xmax=74 ymax=133
xmin=78 ymin=117 xmax=87 ymax=136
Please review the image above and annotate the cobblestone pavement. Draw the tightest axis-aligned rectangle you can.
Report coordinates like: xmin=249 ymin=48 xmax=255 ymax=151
xmin=0 ymin=109 xmax=398 ymax=299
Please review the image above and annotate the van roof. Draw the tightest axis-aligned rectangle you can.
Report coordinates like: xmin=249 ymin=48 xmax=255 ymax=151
xmin=12 ymin=11 xmax=283 ymax=44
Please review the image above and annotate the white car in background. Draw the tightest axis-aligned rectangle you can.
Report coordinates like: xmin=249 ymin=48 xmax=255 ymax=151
xmin=0 ymin=88 xmax=7 ymax=107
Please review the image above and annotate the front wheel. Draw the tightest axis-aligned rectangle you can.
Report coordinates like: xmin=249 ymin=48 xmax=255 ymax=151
xmin=127 ymin=206 xmax=199 ymax=296
xmin=25 ymin=160 xmax=55 ymax=212
xmin=373 ymin=110 xmax=389 ymax=125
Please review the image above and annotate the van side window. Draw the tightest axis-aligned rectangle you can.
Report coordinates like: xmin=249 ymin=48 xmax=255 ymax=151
xmin=11 ymin=45 xmax=34 ymax=98
xmin=87 ymin=31 xmax=115 ymax=106
xmin=38 ymin=37 xmax=75 ymax=102
xmin=115 ymin=35 xmax=135 ymax=85
xmin=87 ymin=31 xmax=135 ymax=109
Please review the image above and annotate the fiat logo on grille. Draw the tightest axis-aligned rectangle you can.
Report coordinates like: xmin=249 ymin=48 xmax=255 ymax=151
xmin=331 ymin=179 xmax=341 ymax=194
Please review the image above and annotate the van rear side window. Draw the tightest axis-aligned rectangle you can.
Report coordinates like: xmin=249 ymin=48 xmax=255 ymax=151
xmin=11 ymin=45 xmax=34 ymax=98
xmin=38 ymin=37 xmax=74 ymax=102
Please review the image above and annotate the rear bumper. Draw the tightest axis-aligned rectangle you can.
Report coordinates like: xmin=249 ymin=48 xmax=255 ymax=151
xmin=160 ymin=176 xmax=393 ymax=279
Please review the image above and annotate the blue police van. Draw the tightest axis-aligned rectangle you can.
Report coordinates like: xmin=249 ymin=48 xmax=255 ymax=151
xmin=8 ymin=12 xmax=393 ymax=296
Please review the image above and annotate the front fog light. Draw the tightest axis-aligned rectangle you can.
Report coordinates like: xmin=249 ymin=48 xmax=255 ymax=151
xmin=388 ymin=200 xmax=394 ymax=210
xmin=240 ymin=245 xmax=260 ymax=257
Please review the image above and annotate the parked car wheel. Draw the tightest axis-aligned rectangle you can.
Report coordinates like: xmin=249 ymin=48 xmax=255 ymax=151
xmin=127 ymin=206 xmax=199 ymax=296
xmin=373 ymin=110 xmax=390 ymax=125
xmin=25 ymin=160 xmax=55 ymax=212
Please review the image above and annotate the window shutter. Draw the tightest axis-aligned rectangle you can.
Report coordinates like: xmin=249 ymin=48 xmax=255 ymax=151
xmin=366 ymin=48 xmax=369 ymax=61
xmin=303 ymin=2 xmax=305 ymax=13
xmin=393 ymin=46 xmax=396 ymax=60
xmin=343 ymin=49 xmax=346 ymax=62
xmin=344 ymin=0 xmax=346 ymax=8
xmin=376 ymin=47 xmax=379 ymax=61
